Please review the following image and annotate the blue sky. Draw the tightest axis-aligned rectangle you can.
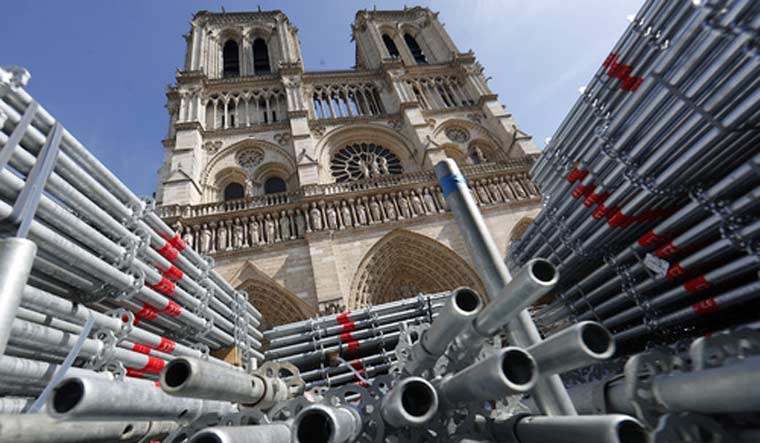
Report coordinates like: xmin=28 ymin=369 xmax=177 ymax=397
xmin=2 ymin=0 xmax=642 ymax=197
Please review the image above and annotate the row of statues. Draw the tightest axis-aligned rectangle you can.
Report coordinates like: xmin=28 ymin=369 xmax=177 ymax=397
xmin=176 ymin=174 xmax=538 ymax=254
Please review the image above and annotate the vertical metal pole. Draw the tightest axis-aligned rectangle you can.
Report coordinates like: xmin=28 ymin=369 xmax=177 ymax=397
xmin=0 ymin=238 xmax=37 ymax=354
xmin=435 ymin=159 xmax=576 ymax=415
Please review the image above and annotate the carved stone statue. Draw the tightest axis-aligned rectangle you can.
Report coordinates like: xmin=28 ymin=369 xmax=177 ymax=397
xmin=378 ymin=156 xmax=389 ymax=175
xmin=383 ymin=196 xmax=397 ymax=220
xmin=216 ymin=223 xmax=227 ymax=251
xmin=471 ymin=145 xmax=486 ymax=163
xmin=422 ymin=188 xmax=436 ymax=213
xmin=340 ymin=201 xmax=352 ymax=228
xmin=513 ymin=180 xmax=528 ymax=199
xmin=249 ymin=218 xmax=261 ymax=245
xmin=488 ymin=179 xmax=503 ymax=203
xmin=500 ymin=180 xmax=516 ymax=200
xmin=200 ymin=224 xmax=212 ymax=253
xmin=358 ymin=159 xmax=370 ymax=179
xmin=369 ymin=197 xmax=382 ymax=223
xmin=397 ymin=192 xmax=411 ymax=219
xmin=232 ymin=218 xmax=244 ymax=249
xmin=356 ymin=200 xmax=368 ymax=225
xmin=410 ymin=190 xmax=425 ymax=215
xmin=310 ymin=203 xmax=323 ymax=231
xmin=476 ymin=182 xmax=491 ymax=204
xmin=370 ymin=155 xmax=381 ymax=176
xmin=326 ymin=205 xmax=338 ymax=230
xmin=264 ymin=214 xmax=276 ymax=243
xmin=280 ymin=210 xmax=291 ymax=240
xmin=295 ymin=210 xmax=306 ymax=237
xmin=182 ymin=226 xmax=194 ymax=249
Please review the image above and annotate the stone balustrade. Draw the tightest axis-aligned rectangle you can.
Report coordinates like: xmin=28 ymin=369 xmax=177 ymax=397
xmin=158 ymin=158 xmax=540 ymax=256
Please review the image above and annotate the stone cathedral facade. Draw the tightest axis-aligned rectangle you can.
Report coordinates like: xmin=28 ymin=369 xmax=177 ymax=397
xmin=156 ymin=7 xmax=542 ymax=329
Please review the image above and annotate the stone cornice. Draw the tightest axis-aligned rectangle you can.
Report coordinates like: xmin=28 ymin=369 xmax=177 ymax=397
xmin=203 ymin=121 xmax=290 ymax=136
xmin=160 ymin=158 xmax=536 ymax=224
xmin=175 ymin=121 xmax=203 ymax=132
xmin=161 ymin=163 xmax=540 ymax=257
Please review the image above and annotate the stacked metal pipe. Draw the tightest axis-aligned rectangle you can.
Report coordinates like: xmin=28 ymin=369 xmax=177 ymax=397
xmin=0 ymin=64 xmax=264 ymax=436
xmin=265 ymin=292 xmax=449 ymax=390
xmin=510 ymin=0 xmax=760 ymax=349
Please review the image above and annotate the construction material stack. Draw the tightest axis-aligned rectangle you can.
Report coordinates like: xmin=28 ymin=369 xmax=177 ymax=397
xmin=0 ymin=65 xmax=266 ymax=442
xmin=1 ymin=0 xmax=759 ymax=442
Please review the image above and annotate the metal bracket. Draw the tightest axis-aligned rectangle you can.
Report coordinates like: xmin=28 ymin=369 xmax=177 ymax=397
xmin=5 ymin=122 xmax=63 ymax=238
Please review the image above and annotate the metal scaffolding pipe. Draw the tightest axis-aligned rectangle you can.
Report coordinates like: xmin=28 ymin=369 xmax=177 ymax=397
xmin=435 ymin=158 xmax=574 ymax=415
xmin=0 ymin=238 xmax=37 ymax=355
xmin=47 ymin=376 xmax=236 ymax=421
xmin=437 ymin=347 xmax=537 ymax=405
xmin=0 ymin=414 xmax=179 ymax=443
xmin=189 ymin=424 xmax=292 ymax=443
xmin=493 ymin=414 xmax=647 ymax=443
xmin=160 ymin=357 xmax=266 ymax=405
xmin=292 ymin=404 xmax=362 ymax=443
xmin=381 ymin=376 xmax=439 ymax=428
xmin=527 ymin=322 xmax=615 ymax=376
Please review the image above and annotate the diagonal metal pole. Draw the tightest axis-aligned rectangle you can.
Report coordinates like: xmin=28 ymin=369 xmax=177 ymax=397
xmin=435 ymin=159 xmax=576 ymax=415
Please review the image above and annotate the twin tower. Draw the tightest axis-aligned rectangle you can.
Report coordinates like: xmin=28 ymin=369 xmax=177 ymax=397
xmin=156 ymin=7 xmax=541 ymax=325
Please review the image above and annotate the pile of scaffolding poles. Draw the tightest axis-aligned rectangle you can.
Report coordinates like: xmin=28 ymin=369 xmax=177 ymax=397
xmin=265 ymin=292 xmax=449 ymax=390
xmin=0 ymin=64 xmax=264 ymax=421
xmin=507 ymin=0 xmax=760 ymax=350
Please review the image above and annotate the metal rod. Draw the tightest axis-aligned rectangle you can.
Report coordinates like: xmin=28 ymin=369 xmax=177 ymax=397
xmin=527 ymin=322 xmax=615 ymax=375
xmin=435 ymin=159 xmax=575 ymax=415
xmin=189 ymin=424 xmax=292 ymax=443
xmin=437 ymin=347 xmax=537 ymax=405
xmin=381 ymin=376 xmax=439 ymax=428
xmin=0 ymin=238 xmax=37 ymax=355
xmin=47 ymin=376 xmax=236 ymax=421
xmin=292 ymin=404 xmax=362 ymax=443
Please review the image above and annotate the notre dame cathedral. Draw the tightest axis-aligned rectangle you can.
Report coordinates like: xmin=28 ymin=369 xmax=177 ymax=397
xmin=156 ymin=7 xmax=542 ymax=329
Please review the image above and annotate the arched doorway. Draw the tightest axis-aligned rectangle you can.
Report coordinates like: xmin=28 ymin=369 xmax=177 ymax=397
xmin=348 ymin=229 xmax=486 ymax=309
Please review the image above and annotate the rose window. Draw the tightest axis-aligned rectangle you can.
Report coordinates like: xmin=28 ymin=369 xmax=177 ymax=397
xmin=330 ymin=143 xmax=403 ymax=182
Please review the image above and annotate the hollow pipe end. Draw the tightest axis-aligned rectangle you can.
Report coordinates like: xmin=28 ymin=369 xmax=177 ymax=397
xmin=498 ymin=348 xmax=539 ymax=394
xmin=160 ymin=357 xmax=194 ymax=395
xmin=47 ymin=377 xmax=86 ymax=419
xmin=577 ymin=321 xmax=616 ymax=360
xmin=525 ymin=258 xmax=559 ymax=287
xmin=451 ymin=287 xmax=484 ymax=316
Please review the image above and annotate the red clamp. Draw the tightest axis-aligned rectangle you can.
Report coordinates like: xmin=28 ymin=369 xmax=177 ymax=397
xmin=684 ymin=276 xmax=712 ymax=293
xmin=132 ymin=343 xmax=152 ymax=355
xmin=157 ymin=243 xmax=179 ymax=262
xmin=571 ymin=183 xmax=596 ymax=200
xmin=162 ymin=265 xmax=184 ymax=282
xmin=336 ymin=312 xmax=352 ymax=325
xmin=134 ymin=304 xmax=159 ymax=324
xmin=155 ymin=338 xmax=176 ymax=354
xmin=149 ymin=277 xmax=176 ymax=297
xmin=654 ymin=242 xmax=679 ymax=259
xmin=341 ymin=321 xmax=356 ymax=333
xmin=345 ymin=340 xmax=360 ymax=353
xmin=126 ymin=367 xmax=145 ymax=378
xmin=665 ymin=263 xmax=685 ymax=280
xmin=638 ymin=230 xmax=669 ymax=248
xmin=161 ymin=301 xmax=182 ymax=318
xmin=141 ymin=356 xmax=166 ymax=374
xmin=339 ymin=332 xmax=353 ymax=343
xmin=692 ymin=297 xmax=719 ymax=316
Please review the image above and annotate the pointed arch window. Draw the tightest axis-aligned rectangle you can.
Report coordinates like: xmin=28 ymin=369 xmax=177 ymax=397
xmin=223 ymin=182 xmax=244 ymax=200
xmin=264 ymin=177 xmax=287 ymax=194
xmin=403 ymin=33 xmax=427 ymax=64
xmin=382 ymin=34 xmax=400 ymax=58
xmin=223 ymin=40 xmax=240 ymax=78
xmin=252 ymin=38 xmax=271 ymax=74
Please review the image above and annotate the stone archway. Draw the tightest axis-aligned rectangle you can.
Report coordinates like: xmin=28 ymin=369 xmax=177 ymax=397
xmin=230 ymin=261 xmax=316 ymax=329
xmin=348 ymin=229 xmax=486 ymax=309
